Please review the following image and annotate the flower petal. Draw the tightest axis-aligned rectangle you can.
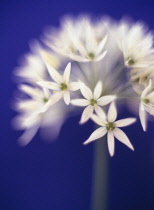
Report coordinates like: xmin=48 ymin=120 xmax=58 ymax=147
xmin=139 ymin=103 xmax=147 ymax=131
xmin=69 ymin=82 xmax=80 ymax=91
xmin=40 ymin=92 xmax=63 ymax=112
xmin=115 ymin=118 xmax=136 ymax=127
xmin=107 ymin=102 xmax=117 ymax=122
xmin=80 ymin=83 xmax=93 ymax=100
xmin=94 ymin=105 xmax=106 ymax=120
xmin=113 ymin=128 xmax=134 ymax=151
xmin=83 ymin=127 xmax=107 ymax=145
xmin=96 ymin=35 xmax=108 ymax=55
xmin=37 ymin=81 xmax=60 ymax=90
xmin=107 ymin=131 xmax=115 ymax=156
xmin=42 ymin=52 xmax=64 ymax=84
xmin=19 ymin=85 xmax=42 ymax=99
xmin=141 ymin=79 xmax=152 ymax=98
xmin=63 ymin=91 xmax=70 ymax=105
xmin=97 ymin=95 xmax=116 ymax=106
xmin=93 ymin=81 xmax=102 ymax=99
xmin=63 ymin=62 xmax=71 ymax=83
xmin=95 ymin=51 xmax=107 ymax=62
xmin=79 ymin=105 xmax=94 ymax=124
xmin=91 ymin=114 xmax=107 ymax=126
xmin=71 ymin=99 xmax=89 ymax=107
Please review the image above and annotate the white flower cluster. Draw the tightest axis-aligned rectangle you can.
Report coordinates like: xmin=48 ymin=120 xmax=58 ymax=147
xmin=13 ymin=15 xmax=154 ymax=156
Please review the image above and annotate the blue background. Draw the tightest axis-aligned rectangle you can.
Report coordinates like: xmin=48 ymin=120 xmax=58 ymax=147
xmin=0 ymin=0 xmax=154 ymax=209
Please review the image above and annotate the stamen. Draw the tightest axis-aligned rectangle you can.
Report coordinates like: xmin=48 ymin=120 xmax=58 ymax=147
xmin=106 ymin=122 xmax=115 ymax=131
xmin=60 ymin=83 xmax=68 ymax=91
xmin=90 ymin=99 xmax=97 ymax=106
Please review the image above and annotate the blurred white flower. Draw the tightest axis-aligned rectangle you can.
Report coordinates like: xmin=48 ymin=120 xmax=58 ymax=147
xmin=84 ymin=103 xmax=136 ymax=156
xmin=38 ymin=60 xmax=80 ymax=105
xmin=14 ymin=40 xmax=59 ymax=84
xmin=139 ymin=79 xmax=154 ymax=131
xmin=117 ymin=22 xmax=154 ymax=68
xmin=13 ymin=84 xmax=67 ymax=145
xmin=71 ymin=81 xmax=116 ymax=124
xmin=44 ymin=16 xmax=107 ymax=62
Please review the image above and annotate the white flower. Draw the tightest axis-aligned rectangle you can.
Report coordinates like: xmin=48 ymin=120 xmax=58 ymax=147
xmin=71 ymin=82 xmax=116 ymax=124
xmin=13 ymin=84 xmax=67 ymax=146
xmin=83 ymin=102 xmax=136 ymax=156
xmin=44 ymin=16 xmax=107 ymax=62
xmin=139 ymin=79 xmax=154 ymax=131
xmin=117 ymin=22 xmax=154 ymax=68
xmin=37 ymin=60 xmax=80 ymax=105
xmin=14 ymin=40 xmax=59 ymax=84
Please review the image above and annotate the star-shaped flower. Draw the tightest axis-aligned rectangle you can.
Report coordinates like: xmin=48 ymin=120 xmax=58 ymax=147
xmin=139 ymin=79 xmax=154 ymax=131
xmin=38 ymin=61 xmax=80 ymax=105
xmin=71 ymin=82 xmax=116 ymax=124
xmin=83 ymin=102 xmax=136 ymax=156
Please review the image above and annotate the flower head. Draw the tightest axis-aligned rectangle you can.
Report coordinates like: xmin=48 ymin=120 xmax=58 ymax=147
xmin=84 ymin=102 xmax=136 ymax=156
xmin=117 ymin=22 xmax=154 ymax=68
xmin=38 ymin=52 xmax=80 ymax=105
xmin=44 ymin=16 xmax=107 ymax=62
xmin=139 ymin=79 xmax=154 ymax=131
xmin=71 ymin=82 xmax=116 ymax=124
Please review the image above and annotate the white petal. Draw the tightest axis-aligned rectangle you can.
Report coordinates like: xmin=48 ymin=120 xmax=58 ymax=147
xmin=93 ymin=81 xmax=102 ymax=99
xmin=113 ymin=128 xmax=134 ymax=151
xmin=19 ymin=85 xmax=42 ymax=99
xmin=107 ymin=131 xmax=115 ymax=156
xmin=91 ymin=114 xmax=107 ymax=126
xmin=95 ymin=51 xmax=107 ymax=62
xmin=115 ymin=118 xmax=136 ymax=127
xmin=96 ymin=35 xmax=108 ymax=55
xmin=83 ymin=127 xmax=107 ymax=145
xmin=146 ymin=91 xmax=154 ymax=102
xmin=69 ymin=82 xmax=80 ymax=91
xmin=79 ymin=105 xmax=94 ymax=124
xmin=107 ymin=102 xmax=117 ymax=122
xmin=80 ymin=83 xmax=93 ymax=100
xmin=97 ymin=95 xmax=116 ymax=106
xmin=63 ymin=62 xmax=71 ymax=83
xmin=45 ymin=62 xmax=63 ymax=84
xmin=71 ymin=99 xmax=89 ymax=107
xmin=141 ymin=79 xmax=152 ymax=98
xmin=139 ymin=103 xmax=147 ymax=131
xmin=63 ymin=91 xmax=70 ymax=105
xmin=18 ymin=125 xmax=39 ymax=146
xmin=94 ymin=105 xmax=106 ymax=120
xmin=40 ymin=92 xmax=62 ymax=112
xmin=37 ymin=81 xmax=59 ymax=90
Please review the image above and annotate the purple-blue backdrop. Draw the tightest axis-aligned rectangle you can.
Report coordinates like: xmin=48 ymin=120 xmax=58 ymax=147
xmin=0 ymin=0 xmax=154 ymax=209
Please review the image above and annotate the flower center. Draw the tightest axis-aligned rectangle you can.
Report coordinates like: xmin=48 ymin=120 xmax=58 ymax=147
xmin=106 ymin=122 xmax=115 ymax=131
xmin=43 ymin=98 xmax=48 ymax=103
xmin=88 ymin=52 xmax=95 ymax=60
xmin=143 ymin=98 xmax=150 ymax=104
xmin=90 ymin=99 xmax=97 ymax=106
xmin=60 ymin=83 xmax=68 ymax=91
xmin=127 ymin=57 xmax=135 ymax=66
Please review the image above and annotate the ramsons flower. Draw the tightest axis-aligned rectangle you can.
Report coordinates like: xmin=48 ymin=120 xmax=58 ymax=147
xmin=13 ymin=84 xmax=68 ymax=145
xmin=71 ymin=81 xmax=116 ymax=124
xmin=44 ymin=16 xmax=108 ymax=62
xmin=117 ymin=22 xmax=154 ymax=68
xmin=139 ymin=79 xmax=154 ymax=131
xmin=84 ymin=103 xmax=136 ymax=156
xmin=38 ymin=58 xmax=80 ymax=105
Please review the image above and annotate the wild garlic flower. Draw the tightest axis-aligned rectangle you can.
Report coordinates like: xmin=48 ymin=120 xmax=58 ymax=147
xmin=13 ymin=15 xmax=154 ymax=156
xmin=71 ymin=81 xmax=116 ymax=124
xmin=38 ymin=59 xmax=80 ymax=105
xmin=84 ymin=103 xmax=136 ymax=156
xmin=139 ymin=79 xmax=154 ymax=131
xmin=117 ymin=22 xmax=154 ymax=68
xmin=13 ymin=84 xmax=66 ymax=145
xmin=44 ymin=16 xmax=108 ymax=62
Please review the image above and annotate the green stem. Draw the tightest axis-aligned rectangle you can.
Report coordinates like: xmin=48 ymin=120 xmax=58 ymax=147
xmin=91 ymin=137 xmax=108 ymax=210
